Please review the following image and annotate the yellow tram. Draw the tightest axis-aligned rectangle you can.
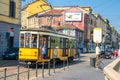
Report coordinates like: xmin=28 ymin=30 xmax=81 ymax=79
xmin=19 ymin=28 xmax=76 ymax=64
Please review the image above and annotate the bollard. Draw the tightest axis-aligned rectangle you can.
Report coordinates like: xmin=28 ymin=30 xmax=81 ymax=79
xmin=36 ymin=62 xmax=38 ymax=79
xmin=53 ymin=58 xmax=55 ymax=73
xmin=4 ymin=68 xmax=7 ymax=80
xmin=17 ymin=65 xmax=20 ymax=80
xmin=27 ymin=62 xmax=31 ymax=80
xmin=42 ymin=61 xmax=44 ymax=78
xmin=48 ymin=61 xmax=50 ymax=76
xmin=67 ymin=58 xmax=69 ymax=69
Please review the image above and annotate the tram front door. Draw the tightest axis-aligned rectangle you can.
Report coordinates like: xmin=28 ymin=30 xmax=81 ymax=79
xmin=38 ymin=35 xmax=48 ymax=59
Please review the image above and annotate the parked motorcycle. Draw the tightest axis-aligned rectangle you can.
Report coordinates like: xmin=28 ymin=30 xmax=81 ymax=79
xmin=99 ymin=51 xmax=113 ymax=59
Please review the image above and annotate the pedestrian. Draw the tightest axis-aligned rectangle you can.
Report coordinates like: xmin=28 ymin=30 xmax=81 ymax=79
xmin=42 ymin=44 xmax=46 ymax=59
xmin=77 ymin=41 xmax=81 ymax=60
xmin=42 ymin=39 xmax=46 ymax=59
xmin=114 ymin=49 xmax=118 ymax=58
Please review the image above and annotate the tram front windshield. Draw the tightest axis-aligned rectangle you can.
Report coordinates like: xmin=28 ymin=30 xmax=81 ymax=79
xmin=20 ymin=33 xmax=38 ymax=48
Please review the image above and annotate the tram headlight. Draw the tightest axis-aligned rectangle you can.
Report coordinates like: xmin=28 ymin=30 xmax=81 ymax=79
xmin=34 ymin=51 xmax=37 ymax=57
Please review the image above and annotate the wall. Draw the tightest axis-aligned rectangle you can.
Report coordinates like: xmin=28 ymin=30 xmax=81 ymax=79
xmin=0 ymin=0 xmax=20 ymax=24
xmin=0 ymin=0 xmax=20 ymax=57
xmin=0 ymin=22 xmax=20 ymax=57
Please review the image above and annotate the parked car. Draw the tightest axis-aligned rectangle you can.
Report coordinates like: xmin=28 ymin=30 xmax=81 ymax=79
xmin=2 ymin=47 xmax=19 ymax=60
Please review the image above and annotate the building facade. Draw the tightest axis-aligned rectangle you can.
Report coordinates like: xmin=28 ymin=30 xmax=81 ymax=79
xmin=21 ymin=0 xmax=51 ymax=29
xmin=111 ymin=27 xmax=120 ymax=49
xmin=0 ymin=0 xmax=21 ymax=57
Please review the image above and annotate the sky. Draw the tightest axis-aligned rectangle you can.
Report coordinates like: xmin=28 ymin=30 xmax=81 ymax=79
xmin=22 ymin=0 xmax=120 ymax=32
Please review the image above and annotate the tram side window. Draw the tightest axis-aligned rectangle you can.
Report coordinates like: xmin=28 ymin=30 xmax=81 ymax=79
xmin=63 ymin=38 xmax=66 ymax=48
xmin=55 ymin=37 xmax=60 ymax=48
xmin=58 ymin=38 xmax=60 ymax=48
xmin=51 ymin=37 xmax=55 ymax=48
xmin=70 ymin=39 xmax=74 ymax=48
xmin=48 ymin=36 xmax=50 ymax=48
xmin=20 ymin=34 xmax=24 ymax=47
xmin=31 ymin=34 xmax=37 ymax=48
xmin=60 ymin=38 xmax=63 ymax=48
xmin=66 ymin=39 xmax=69 ymax=48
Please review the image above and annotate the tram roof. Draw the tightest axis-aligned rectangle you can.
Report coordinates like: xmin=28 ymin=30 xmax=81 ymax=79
xmin=20 ymin=28 xmax=75 ymax=39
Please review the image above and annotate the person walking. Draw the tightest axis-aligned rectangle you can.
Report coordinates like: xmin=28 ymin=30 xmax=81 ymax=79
xmin=114 ymin=49 xmax=118 ymax=58
xmin=77 ymin=41 xmax=81 ymax=60
xmin=42 ymin=39 xmax=47 ymax=59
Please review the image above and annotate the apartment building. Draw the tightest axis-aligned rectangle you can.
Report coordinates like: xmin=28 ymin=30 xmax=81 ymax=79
xmin=0 ymin=0 xmax=21 ymax=57
xmin=21 ymin=0 xmax=51 ymax=29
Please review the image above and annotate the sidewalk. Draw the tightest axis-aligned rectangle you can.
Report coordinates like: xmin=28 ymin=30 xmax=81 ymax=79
xmin=32 ymin=53 xmax=113 ymax=80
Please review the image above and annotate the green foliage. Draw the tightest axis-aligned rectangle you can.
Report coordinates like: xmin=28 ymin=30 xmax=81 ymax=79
xmin=105 ymin=18 xmax=109 ymax=24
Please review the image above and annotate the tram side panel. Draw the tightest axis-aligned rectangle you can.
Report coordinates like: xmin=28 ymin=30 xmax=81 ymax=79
xmin=48 ymin=48 xmax=62 ymax=60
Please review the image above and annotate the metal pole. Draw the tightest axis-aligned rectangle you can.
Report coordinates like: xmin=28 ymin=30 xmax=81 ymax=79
xmin=95 ymin=44 xmax=99 ymax=69
xmin=28 ymin=63 xmax=30 ymax=80
xmin=53 ymin=58 xmax=55 ymax=73
xmin=63 ymin=58 xmax=65 ymax=71
xmin=4 ymin=68 xmax=7 ymax=80
xmin=67 ymin=58 xmax=69 ymax=68
xmin=36 ymin=62 xmax=38 ymax=79
xmin=48 ymin=61 xmax=50 ymax=76
xmin=17 ymin=65 xmax=20 ymax=80
xmin=42 ymin=60 xmax=44 ymax=78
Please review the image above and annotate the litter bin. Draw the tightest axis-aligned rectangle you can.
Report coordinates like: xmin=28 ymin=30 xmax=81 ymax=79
xmin=90 ymin=57 xmax=96 ymax=67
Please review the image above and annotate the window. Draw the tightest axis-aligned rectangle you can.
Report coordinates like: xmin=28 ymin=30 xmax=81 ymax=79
xmin=66 ymin=39 xmax=69 ymax=48
xmin=48 ymin=36 xmax=51 ymax=48
xmin=25 ymin=33 xmax=31 ymax=48
xmin=47 ymin=17 xmax=51 ymax=25
xmin=31 ymin=34 xmax=37 ymax=48
xmin=9 ymin=0 xmax=16 ymax=18
xmin=60 ymin=38 xmax=63 ymax=48
xmin=39 ymin=18 xmax=42 ymax=25
xmin=20 ymin=34 xmax=24 ymax=47
xmin=51 ymin=38 xmax=54 ymax=48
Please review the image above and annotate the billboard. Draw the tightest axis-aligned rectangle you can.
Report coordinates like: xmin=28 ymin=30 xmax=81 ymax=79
xmin=65 ymin=12 xmax=82 ymax=21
